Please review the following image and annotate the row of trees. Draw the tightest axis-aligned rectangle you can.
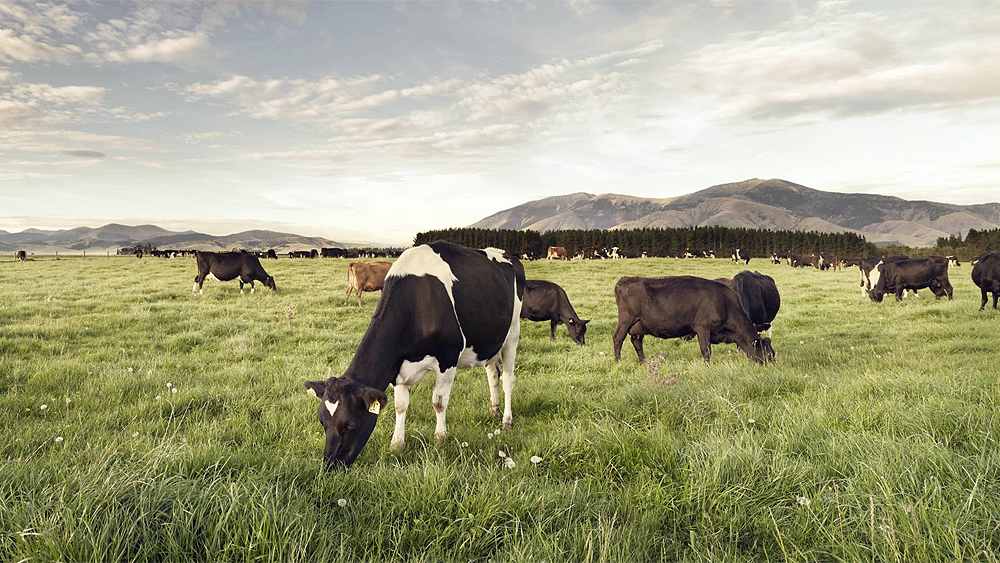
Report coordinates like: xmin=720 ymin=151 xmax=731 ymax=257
xmin=414 ymin=226 xmax=878 ymax=258
xmin=887 ymin=228 xmax=1000 ymax=260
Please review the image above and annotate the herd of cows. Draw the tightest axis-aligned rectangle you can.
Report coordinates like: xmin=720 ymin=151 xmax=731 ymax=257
xmin=11 ymin=243 xmax=1000 ymax=469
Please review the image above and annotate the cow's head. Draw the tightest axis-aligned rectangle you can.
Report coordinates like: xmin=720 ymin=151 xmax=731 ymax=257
xmin=304 ymin=377 xmax=387 ymax=470
xmin=264 ymin=275 xmax=277 ymax=291
xmin=748 ymin=336 xmax=775 ymax=364
xmin=565 ymin=317 xmax=590 ymax=345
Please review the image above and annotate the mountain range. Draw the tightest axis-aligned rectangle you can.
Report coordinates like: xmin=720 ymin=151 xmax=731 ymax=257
xmin=470 ymin=178 xmax=1000 ymax=246
xmin=0 ymin=223 xmax=346 ymax=254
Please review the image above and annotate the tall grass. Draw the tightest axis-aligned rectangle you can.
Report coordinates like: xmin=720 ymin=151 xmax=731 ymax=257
xmin=1 ymin=256 xmax=998 ymax=561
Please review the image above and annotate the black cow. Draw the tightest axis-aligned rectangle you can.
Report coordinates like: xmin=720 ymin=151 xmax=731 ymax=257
xmin=869 ymin=256 xmax=953 ymax=302
xmin=322 ymin=247 xmax=345 ymax=258
xmin=266 ymin=249 xmax=277 ymax=259
xmin=612 ymin=276 xmax=774 ymax=364
xmin=730 ymin=271 xmax=780 ymax=338
xmin=731 ymin=248 xmax=750 ymax=265
xmin=947 ymin=255 xmax=961 ymax=267
xmin=972 ymin=252 xmax=1000 ymax=311
xmin=193 ymin=251 xmax=276 ymax=294
xmin=520 ymin=280 xmax=589 ymax=344
xmin=304 ymin=242 xmax=525 ymax=470
xmin=15 ymin=250 xmax=26 ymax=261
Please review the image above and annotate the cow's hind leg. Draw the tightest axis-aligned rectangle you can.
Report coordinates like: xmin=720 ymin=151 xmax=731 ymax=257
xmin=344 ymin=285 xmax=352 ymax=306
xmin=549 ymin=319 xmax=558 ymax=341
xmin=981 ymin=288 xmax=989 ymax=311
xmin=993 ymin=290 xmax=998 ymax=310
xmin=432 ymin=366 xmax=457 ymax=441
xmin=629 ymin=332 xmax=646 ymax=363
xmin=239 ymin=279 xmax=245 ymax=294
xmin=612 ymin=317 xmax=638 ymax=361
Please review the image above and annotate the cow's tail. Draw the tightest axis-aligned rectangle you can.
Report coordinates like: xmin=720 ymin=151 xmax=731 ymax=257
xmin=346 ymin=264 xmax=357 ymax=290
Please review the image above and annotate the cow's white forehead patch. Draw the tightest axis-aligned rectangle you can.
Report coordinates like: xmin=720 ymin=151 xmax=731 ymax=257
xmin=482 ymin=247 xmax=510 ymax=264
xmin=325 ymin=400 xmax=339 ymax=417
xmin=387 ymin=245 xmax=459 ymax=305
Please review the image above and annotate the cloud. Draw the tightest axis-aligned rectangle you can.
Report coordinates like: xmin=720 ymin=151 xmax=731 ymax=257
xmin=62 ymin=149 xmax=107 ymax=159
xmin=0 ymin=29 xmax=81 ymax=62
xmin=13 ymin=83 xmax=106 ymax=105
xmin=662 ymin=4 xmax=1000 ymax=121
xmin=105 ymin=32 xmax=211 ymax=63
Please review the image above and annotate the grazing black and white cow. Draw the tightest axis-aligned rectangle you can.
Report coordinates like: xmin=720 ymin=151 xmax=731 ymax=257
xmin=947 ymin=255 xmax=961 ymax=267
xmin=731 ymin=248 xmax=750 ymax=265
xmin=730 ymin=271 xmax=780 ymax=339
xmin=612 ymin=276 xmax=774 ymax=364
xmin=193 ymin=251 xmax=276 ymax=294
xmin=869 ymin=256 xmax=953 ymax=302
xmin=15 ymin=250 xmax=26 ymax=262
xmin=972 ymin=252 xmax=1000 ymax=311
xmin=520 ymin=280 xmax=589 ymax=344
xmin=305 ymin=242 xmax=525 ymax=469
xmin=770 ymin=253 xmax=781 ymax=265
xmin=860 ymin=256 xmax=908 ymax=297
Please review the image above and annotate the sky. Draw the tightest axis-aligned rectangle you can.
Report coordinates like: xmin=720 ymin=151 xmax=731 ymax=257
xmin=1 ymin=0 xmax=999 ymax=245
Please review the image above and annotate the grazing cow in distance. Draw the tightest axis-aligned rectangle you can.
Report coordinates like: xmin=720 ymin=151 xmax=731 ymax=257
xmin=322 ymin=247 xmax=345 ymax=258
xmin=612 ymin=276 xmax=774 ymax=364
xmin=869 ymin=256 xmax=953 ymax=302
xmin=860 ymin=256 xmax=909 ymax=297
xmin=135 ymin=250 xmax=142 ymax=259
xmin=947 ymin=255 xmax=961 ymax=267
xmin=972 ymin=252 xmax=1000 ymax=311
xmin=345 ymin=261 xmax=392 ymax=306
xmin=520 ymin=252 xmax=537 ymax=261
xmin=770 ymin=253 xmax=781 ymax=265
xmin=16 ymin=250 xmax=26 ymax=261
xmin=193 ymin=251 xmax=276 ymax=294
xmin=305 ymin=242 xmax=525 ymax=469
xmin=547 ymin=246 xmax=568 ymax=260
xmin=731 ymin=248 xmax=750 ymax=265
xmin=520 ymin=280 xmax=589 ymax=344
xmin=730 ymin=271 xmax=780 ymax=338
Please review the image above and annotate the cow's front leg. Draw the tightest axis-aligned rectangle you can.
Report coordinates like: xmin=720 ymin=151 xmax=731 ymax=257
xmin=499 ymin=333 xmax=518 ymax=430
xmin=695 ymin=327 xmax=713 ymax=362
xmin=391 ymin=383 xmax=412 ymax=450
xmin=486 ymin=359 xmax=501 ymax=416
xmin=432 ymin=367 xmax=457 ymax=441
xmin=239 ymin=279 xmax=245 ymax=294
xmin=249 ymin=280 xmax=255 ymax=294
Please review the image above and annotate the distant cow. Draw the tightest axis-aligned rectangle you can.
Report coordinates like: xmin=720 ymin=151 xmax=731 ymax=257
xmin=730 ymin=271 xmax=780 ymax=338
xmin=612 ymin=276 xmax=774 ymax=364
xmin=345 ymin=261 xmax=392 ymax=306
xmin=547 ymin=246 xmax=568 ymax=260
xmin=731 ymin=248 xmax=750 ymax=265
xmin=193 ymin=251 xmax=276 ymax=294
xmin=972 ymin=252 xmax=1000 ymax=311
xmin=770 ymin=253 xmax=781 ymax=264
xmin=322 ymin=247 xmax=345 ymax=258
xmin=520 ymin=280 xmax=590 ymax=344
xmin=947 ymin=255 xmax=961 ymax=267
xmin=135 ymin=250 xmax=143 ymax=259
xmin=869 ymin=256 xmax=953 ymax=302
xmin=266 ymin=249 xmax=277 ymax=259
xmin=16 ymin=250 xmax=26 ymax=261
xmin=305 ymin=242 xmax=524 ymax=469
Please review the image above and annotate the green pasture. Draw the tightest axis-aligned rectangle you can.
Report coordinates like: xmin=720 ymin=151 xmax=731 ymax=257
xmin=1 ymin=255 xmax=998 ymax=562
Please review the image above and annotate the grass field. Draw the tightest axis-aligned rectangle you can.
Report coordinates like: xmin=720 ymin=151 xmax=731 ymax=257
xmin=1 ymin=255 xmax=998 ymax=562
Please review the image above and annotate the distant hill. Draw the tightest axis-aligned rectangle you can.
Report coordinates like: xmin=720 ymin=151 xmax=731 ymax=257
xmin=0 ymin=224 xmax=348 ymax=254
xmin=471 ymin=178 xmax=1000 ymax=246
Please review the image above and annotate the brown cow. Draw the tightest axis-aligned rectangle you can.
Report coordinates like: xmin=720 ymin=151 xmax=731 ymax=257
xmin=546 ymin=246 xmax=568 ymax=260
xmin=345 ymin=261 xmax=392 ymax=306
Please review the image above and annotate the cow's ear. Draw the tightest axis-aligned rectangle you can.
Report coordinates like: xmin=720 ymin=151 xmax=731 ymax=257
xmin=581 ymin=319 xmax=591 ymax=325
xmin=358 ymin=386 xmax=388 ymax=416
xmin=305 ymin=380 xmax=327 ymax=398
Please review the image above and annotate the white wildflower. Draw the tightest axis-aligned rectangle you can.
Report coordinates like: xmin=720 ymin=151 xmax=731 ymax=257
xmin=171 ymin=388 xmax=177 ymax=394
xmin=530 ymin=456 xmax=542 ymax=464
xmin=879 ymin=524 xmax=892 ymax=535
xmin=487 ymin=433 xmax=494 ymax=440
xmin=796 ymin=496 xmax=810 ymax=506
xmin=498 ymin=451 xmax=507 ymax=458
xmin=461 ymin=442 xmax=468 ymax=448
xmin=747 ymin=418 xmax=755 ymax=424
xmin=166 ymin=382 xmax=172 ymax=388
xmin=505 ymin=458 xmax=516 ymax=469
xmin=132 ymin=432 xmax=139 ymax=438
xmin=128 ymin=367 xmax=133 ymax=372
xmin=337 ymin=498 xmax=347 ymax=507
xmin=40 ymin=404 xmax=47 ymax=411
xmin=156 ymin=395 xmax=162 ymax=400
xmin=494 ymin=429 xmax=501 ymax=436
xmin=598 ymin=351 xmax=605 ymax=356
xmin=65 ymin=398 xmax=71 ymax=404
xmin=799 ymin=340 xmax=804 ymax=344
xmin=54 ymin=436 xmax=63 ymax=443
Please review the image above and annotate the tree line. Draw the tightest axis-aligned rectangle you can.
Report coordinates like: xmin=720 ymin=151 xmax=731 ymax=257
xmin=414 ymin=226 xmax=878 ymax=258
xmin=879 ymin=228 xmax=1000 ymax=261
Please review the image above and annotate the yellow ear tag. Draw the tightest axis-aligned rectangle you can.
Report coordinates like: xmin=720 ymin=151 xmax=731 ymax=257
xmin=368 ymin=401 xmax=381 ymax=415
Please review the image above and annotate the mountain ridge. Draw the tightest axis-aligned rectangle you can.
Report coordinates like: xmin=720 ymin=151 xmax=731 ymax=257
xmin=470 ymin=178 xmax=1000 ymax=246
xmin=0 ymin=224 xmax=349 ymax=254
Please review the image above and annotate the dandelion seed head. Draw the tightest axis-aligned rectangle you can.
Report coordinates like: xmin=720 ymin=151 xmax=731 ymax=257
xmin=879 ymin=524 xmax=892 ymax=535
xmin=337 ymin=498 xmax=347 ymax=507
xmin=487 ymin=433 xmax=493 ymax=440
xmin=498 ymin=451 xmax=506 ymax=458
xmin=494 ymin=429 xmax=501 ymax=435
xmin=54 ymin=436 xmax=63 ymax=443
xmin=505 ymin=458 xmax=516 ymax=469
xmin=132 ymin=432 xmax=139 ymax=438
xmin=166 ymin=382 xmax=172 ymax=388
xmin=40 ymin=404 xmax=47 ymax=410
xmin=461 ymin=442 xmax=468 ymax=448
xmin=128 ymin=367 xmax=133 ymax=372
xmin=796 ymin=496 xmax=810 ymax=506
xmin=171 ymin=388 xmax=177 ymax=394
xmin=747 ymin=418 xmax=755 ymax=424
xmin=530 ymin=456 xmax=542 ymax=464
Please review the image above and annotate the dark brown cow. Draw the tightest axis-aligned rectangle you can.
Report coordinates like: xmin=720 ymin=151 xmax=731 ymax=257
xmin=612 ymin=276 xmax=774 ymax=364
xmin=546 ymin=246 xmax=568 ymax=260
xmin=345 ymin=261 xmax=392 ymax=306
xmin=972 ymin=252 xmax=1000 ymax=311
xmin=16 ymin=250 xmax=26 ymax=261
xmin=193 ymin=251 xmax=276 ymax=294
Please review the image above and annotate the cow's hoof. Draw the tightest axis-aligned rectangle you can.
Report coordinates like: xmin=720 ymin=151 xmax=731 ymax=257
xmin=489 ymin=403 xmax=499 ymax=416
xmin=434 ymin=431 xmax=446 ymax=441
xmin=502 ymin=418 xmax=513 ymax=431
xmin=390 ymin=439 xmax=405 ymax=451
